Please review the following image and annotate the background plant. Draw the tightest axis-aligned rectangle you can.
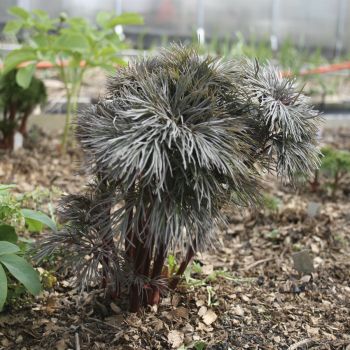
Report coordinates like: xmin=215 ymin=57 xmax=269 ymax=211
xmin=198 ymin=32 xmax=273 ymax=63
xmin=0 ymin=68 xmax=46 ymax=149
xmin=320 ymin=146 xmax=350 ymax=198
xmin=0 ymin=184 xmax=57 ymax=311
xmin=195 ymin=34 xmax=341 ymax=105
xmin=2 ymin=6 xmax=143 ymax=151
xmin=38 ymin=45 xmax=320 ymax=312
xmin=299 ymin=49 xmax=338 ymax=108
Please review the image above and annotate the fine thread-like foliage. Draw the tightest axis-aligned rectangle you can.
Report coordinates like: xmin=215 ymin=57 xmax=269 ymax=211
xmin=38 ymin=45 xmax=320 ymax=310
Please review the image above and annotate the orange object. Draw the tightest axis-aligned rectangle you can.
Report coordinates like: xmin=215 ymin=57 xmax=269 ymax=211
xmin=17 ymin=60 xmax=87 ymax=69
xmin=299 ymin=61 xmax=350 ymax=75
xmin=283 ymin=61 xmax=350 ymax=77
xmin=0 ymin=59 xmax=89 ymax=70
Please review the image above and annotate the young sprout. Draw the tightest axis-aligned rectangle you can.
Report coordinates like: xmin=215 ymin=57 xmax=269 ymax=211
xmin=38 ymin=45 xmax=320 ymax=312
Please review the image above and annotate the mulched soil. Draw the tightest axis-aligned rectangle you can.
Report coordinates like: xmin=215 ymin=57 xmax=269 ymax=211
xmin=0 ymin=129 xmax=349 ymax=350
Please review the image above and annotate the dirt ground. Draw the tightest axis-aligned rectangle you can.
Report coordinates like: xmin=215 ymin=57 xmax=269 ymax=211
xmin=0 ymin=129 xmax=349 ymax=350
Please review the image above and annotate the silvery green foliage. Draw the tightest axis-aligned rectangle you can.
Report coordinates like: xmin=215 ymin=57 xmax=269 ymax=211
xmin=39 ymin=45 xmax=320 ymax=290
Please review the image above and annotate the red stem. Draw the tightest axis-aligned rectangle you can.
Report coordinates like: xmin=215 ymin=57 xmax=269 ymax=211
xmin=309 ymin=170 xmax=319 ymax=193
xmin=142 ymin=237 xmax=153 ymax=277
xmin=18 ymin=110 xmax=32 ymax=135
xmin=129 ymin=235 xmax=150 ymax=312
xmin=129 ymin=282 xmax=141 ymax=313
xmin=129 ymin=212 xmax=152 ymax=312
xmin=146 ymin=244 xmax=167 ymax=306
xmin=125 ymin=185 xmax=135 ymax=259
xmin=151 ymin=244 xmax=166 ymax=279
xmin=125 ymin=209 xmax=135 ymax=259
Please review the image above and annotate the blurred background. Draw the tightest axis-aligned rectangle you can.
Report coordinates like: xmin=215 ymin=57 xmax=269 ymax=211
xmin=1 ymin=0 xmax=350 ymax=143
xmin=1 ymin=0 xmax=349 ymax=53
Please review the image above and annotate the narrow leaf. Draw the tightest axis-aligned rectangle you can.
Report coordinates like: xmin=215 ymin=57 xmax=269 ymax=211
xmin=0 ymin=254 xmax=41 ymax=296
xmin=21 ymin=209 xmax=57 ymax=233
xmin=0 ymin=241 xmax=20 ymax=255
xmin=0 ymin=264 xmax=7 ymax=312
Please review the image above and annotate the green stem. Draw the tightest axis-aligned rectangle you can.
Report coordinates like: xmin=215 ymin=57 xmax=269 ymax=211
xmin=69 ymin=80 xmax=82 ymax=148
xmin=61 ymin=91 xmax=72 ymax=153
xmin=59 ymin=63 xmax=84 ymax=152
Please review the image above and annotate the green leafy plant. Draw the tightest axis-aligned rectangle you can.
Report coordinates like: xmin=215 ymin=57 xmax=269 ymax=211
xmin=2 ymin=6 xmax=143 ymax=151
xmin=0 ymin=69 xmax=46 ymax=149
xmin=0 ymin=241 xmax=41 ymax=311
xmin=38 ymin=45 xmax=320 ymax=312
xmin=0 ymin=184 xmax=57 ymax=310
xmin=320 ymin=146 xmax=350 ymax=198
xmin=167 ymin=254 xmax=178 ymax=276
xmin=0 ymin=184 xmax=57 ymax=233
